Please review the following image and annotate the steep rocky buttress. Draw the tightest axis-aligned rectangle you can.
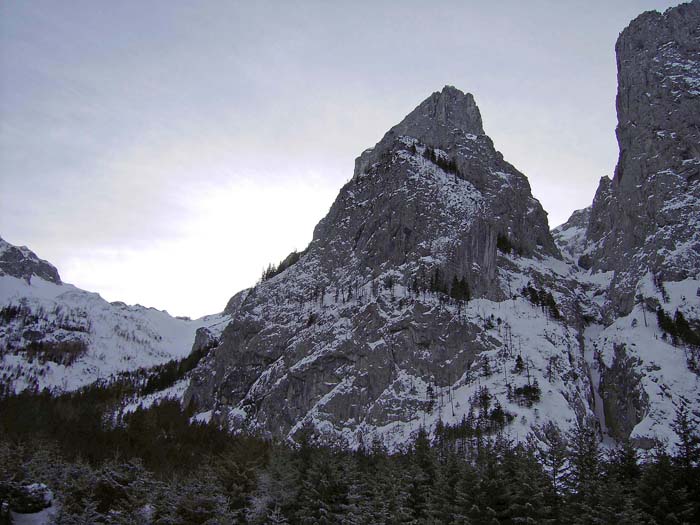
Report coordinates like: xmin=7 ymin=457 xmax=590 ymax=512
xmin=185 ymin=87 xmax=593 ymax=448
xmin=584 ymin=0 xmax=700 ymax=316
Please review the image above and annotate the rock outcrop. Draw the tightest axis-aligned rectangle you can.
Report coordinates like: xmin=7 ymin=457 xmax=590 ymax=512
xmin=552 ymin=206 xmax=591 ymax=265
xmin=585 ymin=0 xmax=700 ymax=316
xmin=0 ymin=237 xmax=61 ymax=285
xmin=598 ymin=344 xmax=649 ymax=441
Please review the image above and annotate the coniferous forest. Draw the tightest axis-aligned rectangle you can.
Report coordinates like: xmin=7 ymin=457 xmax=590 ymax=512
xmin=1 ymin=385 xmax=698 ymax=524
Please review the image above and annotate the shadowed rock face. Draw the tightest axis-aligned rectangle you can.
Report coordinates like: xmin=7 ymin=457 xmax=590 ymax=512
xmin=0 ymin=237 xmax=61 ymax=284
xmin=184 ymin=87 xmax=578 ymax=444
xmin=586 ymin=0 xmax=700 ymax=315
xmin=599 ymin=344 xmax=649 ymax=442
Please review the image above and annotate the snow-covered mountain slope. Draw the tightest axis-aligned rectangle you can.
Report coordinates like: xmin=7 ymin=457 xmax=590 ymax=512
xmin=551 ymin=207 xmax=590 ymax=265
xmin=3 ymin=2 xmax=699 ymax=457
xmin=554 ymin=208 xmax=700 ymax=447
xmin=0 ymin=237 xmax=229 ymax=394
xmin=584 ymin=274 xmax=700 ymax=447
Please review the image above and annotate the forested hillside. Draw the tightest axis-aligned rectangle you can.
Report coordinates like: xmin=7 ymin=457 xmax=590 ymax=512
xmin=1 ymin=387 xmax=698 ymax=524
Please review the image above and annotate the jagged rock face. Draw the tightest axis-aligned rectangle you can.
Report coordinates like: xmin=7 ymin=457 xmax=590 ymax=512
xmin=346 ymin=87 xmax=559 ymax=269
xmin=185 ymin=87 xmax=592 ymax=447
xmin=311 ymin=86 xmax=558 ymax=302
xmin=551 ymin=1 xmax=700 ymax=450
xmin=614 ymin=1 xmax=700 ymax=193
xmin=223 ymin=288 xmax=250 ymax=316
xmin=586 ymin=1 xmax=700 ymax=315
xmin=0 ymin=237 xmax=61 ymax=285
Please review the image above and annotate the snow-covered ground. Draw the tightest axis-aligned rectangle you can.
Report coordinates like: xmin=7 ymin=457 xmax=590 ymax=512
xmin=0 ymin=272 xmax=229 ymax=394
xmin=585 ymin=274 xmax=700 ymax=448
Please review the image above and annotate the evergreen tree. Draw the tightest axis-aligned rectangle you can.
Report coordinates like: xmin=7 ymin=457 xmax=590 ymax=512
xmin=672 ymin=403 xmax=700 ymax=519
xmin=294 ymin=449 xmax=348 ymax=524
xmin=339 ymin=457 xmax=373 ymax=525
xmin=93 ymin=458 xmax=152 ymax=518
xmin=657 ymin=307 xmax=677 ymax=340
xmin=154 ymin=467 xmax=234 ymax=525
xmin=430 ymin=451 xmax=470 ymax=523
xmin=513 ymin=354 xmax=525 ymax=374
xmin=528 ymin=421 xmax=569 ymax=498
xmin=597 ymin=443 xmax=645 ymax=524
xmin=636 ymin=444 xmax=694 ymax=524
xmin=500 ymin=445 xmax=556 ymax=523
xmin=450 ymin=276 xmax=471 ymax=302
xmin=563 ymin=418 xmax=601 ymax=523
xmin=406 ymin=427 xmax=437 ymax=521
xmin=672 ymin=403 xmax=700 ymax=471
xmin=54 ymin=461 xmax=102 ymax=525
xmin=246 ymin=446 xmax=299 ymax=524
xmin=472 ymin=446 xmax=510 ymax=524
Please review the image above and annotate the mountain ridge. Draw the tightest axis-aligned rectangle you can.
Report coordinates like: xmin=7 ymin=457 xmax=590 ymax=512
xmin=1 ymin=1 xmax=699 ymax=454
xmin=0 ymin=237 xmax=230 ymax=395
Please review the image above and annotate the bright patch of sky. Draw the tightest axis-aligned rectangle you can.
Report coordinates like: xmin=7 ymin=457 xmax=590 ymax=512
xmin=0 ymin=0 xmax=686 ymax=317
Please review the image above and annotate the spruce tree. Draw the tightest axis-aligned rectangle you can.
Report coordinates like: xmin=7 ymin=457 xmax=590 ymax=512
xmin=55 ymin=461 xmax=102 ymax=525
xmin=636 ymin=444 xmax=694 ymax=524
xmin=597 ymin=443 xmax=645 ymax=524
xmin=672 ymin=403 xmax=700 ymax=519
xmin=246 ymin=446 xmax=299 ymax=524
xmin=563 ymin=418 xmax=602 ymax=523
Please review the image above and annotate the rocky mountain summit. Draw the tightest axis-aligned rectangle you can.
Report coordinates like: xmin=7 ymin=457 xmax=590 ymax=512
xmin=0 ymin=236 xmax=61 ymax=285
xmin=182 ymin=1 xmax=700 ymax=450
xmin=183 ymin=86 xmax=592 ymax=448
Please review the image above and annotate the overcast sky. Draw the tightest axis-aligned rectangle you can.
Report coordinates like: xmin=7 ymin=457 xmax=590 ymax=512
xmin=0 ymin=0 xmax=686 ymax=318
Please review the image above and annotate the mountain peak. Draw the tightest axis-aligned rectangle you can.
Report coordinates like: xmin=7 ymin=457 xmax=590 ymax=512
xmin=353 ymin=86 xmax=487 ymax=179
xmin=394 ymin=85 xmax=484 ymax=138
